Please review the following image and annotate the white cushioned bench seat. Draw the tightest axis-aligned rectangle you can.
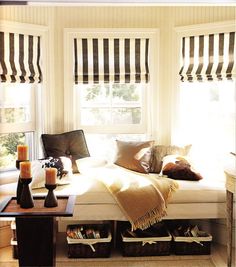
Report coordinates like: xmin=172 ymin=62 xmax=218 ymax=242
xmin=35 ymin=174 xmax=227 ymax=205
xmin=0 ymin=170 xmax=228 ymax=222
xmin=169 ymin=179 xmax=226 ymax=204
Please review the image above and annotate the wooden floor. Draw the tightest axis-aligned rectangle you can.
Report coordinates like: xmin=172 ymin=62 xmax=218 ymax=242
xmin=0 ymin=233 xmax=233 ymax=267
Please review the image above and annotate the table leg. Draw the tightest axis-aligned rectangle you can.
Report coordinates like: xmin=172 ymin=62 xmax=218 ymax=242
xmin=226 ymin=190 xmax=233 ymax=267
xmin=16 ymin=216 xmax=56 ymax=267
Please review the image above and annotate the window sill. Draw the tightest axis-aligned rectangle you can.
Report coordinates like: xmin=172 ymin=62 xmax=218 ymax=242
xmin=0 ymin=171 xmax=18 ymax=186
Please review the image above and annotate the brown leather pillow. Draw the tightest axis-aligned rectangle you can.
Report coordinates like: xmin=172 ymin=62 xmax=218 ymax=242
xmin=114 ymin=140 xmax=154 ymax=173
xmin=162 ymin=156 xmax=203 ymax=181
xmin=41 ymin=130 xmax=90 ymax=173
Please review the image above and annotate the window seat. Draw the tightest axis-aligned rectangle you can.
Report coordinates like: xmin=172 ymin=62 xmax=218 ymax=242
xmin=0 ymin=168 xmax=230 ymax=223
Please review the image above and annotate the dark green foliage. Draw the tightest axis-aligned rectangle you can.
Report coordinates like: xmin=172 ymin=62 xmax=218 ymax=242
xmin=0 ymin=133 xmax=25 ymax=156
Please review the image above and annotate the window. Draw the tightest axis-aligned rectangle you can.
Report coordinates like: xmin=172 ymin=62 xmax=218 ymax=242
xmin=74 ymin=82 xmax=148 ymax=159
xmin=174 ymin=21 xmax=236 ymax=181
xmin=0 ymin=21 xmax=48 ymax=175
xmin=0 ymin=83 xmax=38 ymax=172
xmin=177 ymin=80 xmax=235 ymax=180
xmin=64 ymin=29 xmax=159 ymax=159
xmin=75 ymin=83 xmax=146 ymax=133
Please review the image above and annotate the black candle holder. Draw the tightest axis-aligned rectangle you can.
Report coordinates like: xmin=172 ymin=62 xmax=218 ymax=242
xmin=44 ymin=184 xmax=58 ymax=208
xmin=16 ymin=160 xmax=29 ymax=204
xmin=20 ymin=178 xmax=34 ymax=209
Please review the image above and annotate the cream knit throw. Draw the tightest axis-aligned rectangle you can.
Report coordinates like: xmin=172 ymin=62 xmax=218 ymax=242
xmin=96 ymin=164 xmax=179 ymax=230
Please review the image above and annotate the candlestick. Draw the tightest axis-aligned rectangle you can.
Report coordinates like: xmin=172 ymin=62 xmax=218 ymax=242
xmin=20 ymin=161 xmax=32 ymax=179
xmin=17 ymin=145 xmax=28 ymax=161
xmin=16 ymin=160 xmax=29 ymax=204
xmin=44 ymin=184 xmax=58 ymax=207
xmin=20 ymin=178 xmax=34 ymax=209
xmin=45 ymin=168 xmax=57 ymax=185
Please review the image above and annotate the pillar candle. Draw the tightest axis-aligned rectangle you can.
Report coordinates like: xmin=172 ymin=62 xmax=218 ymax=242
xmin=20 ymin=161 xmax=32 ymax=178
xmin=45 ymin=168 xmax=57 ymax=185
xmin=17 ymin=145 xmax=28 ymax=161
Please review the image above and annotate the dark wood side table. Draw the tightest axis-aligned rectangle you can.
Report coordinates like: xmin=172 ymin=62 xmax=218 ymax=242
xmin=0 ymin=195 xmax=75 ymax=267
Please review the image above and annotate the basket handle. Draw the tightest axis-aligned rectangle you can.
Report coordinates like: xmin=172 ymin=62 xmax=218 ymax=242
xmin=142 ymin=241 xmax=157 ymax=246
xmin=84 ymin=241 xmax=98 ymax=252
xmin=184 ymin=238 xmax=204 ymax=246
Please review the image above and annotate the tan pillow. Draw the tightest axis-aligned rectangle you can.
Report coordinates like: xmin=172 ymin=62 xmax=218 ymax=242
xmin=114 ymin=140 xmax=154 ymax=173
xmin=150 ymin=144 xmax=192 ymax=174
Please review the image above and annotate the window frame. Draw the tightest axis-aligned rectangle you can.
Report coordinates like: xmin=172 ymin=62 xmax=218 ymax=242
xmin=0 ymin=20 xmax=49 ymax=176
xmin=64 ymin=28 xmax=159 ymax=138
xmin=171 ymin=20 xmax=236 ymax=145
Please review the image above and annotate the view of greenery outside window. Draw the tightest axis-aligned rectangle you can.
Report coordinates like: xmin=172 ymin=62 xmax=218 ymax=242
xmin=75 ymin=83 xmax=147 ymax=159
xmin=0 ymin=133 xmax=24 ymax=171
xmin=80 ymin=83 xmax=142 ymax=126
xmin=177 ymin=80 xmax=235 ymax=181
xmin=0 ymin=84 xmax=35 ymax=172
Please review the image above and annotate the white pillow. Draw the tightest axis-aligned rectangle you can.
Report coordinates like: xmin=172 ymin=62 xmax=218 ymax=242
xmin=76 ymin=157 xmax=107 ymax=174
xmin=31 ymin=160 xmax=46 ymax=189
xmin=31 ymin=157 xmax=73 ymax=189
xmin=161 ymin=154 xmax=190 ymax=167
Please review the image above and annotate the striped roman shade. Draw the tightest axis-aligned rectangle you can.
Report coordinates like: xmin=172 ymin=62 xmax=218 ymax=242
xmin=179 ymin=32 xmax=236 ymax=82
xmin=0 ymin=31 xmax=42 ymax=83
xmin=74 ymin=38 xmax=149 ymax=84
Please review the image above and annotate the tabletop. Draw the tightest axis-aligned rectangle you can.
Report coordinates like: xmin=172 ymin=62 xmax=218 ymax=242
xmin=0 ymin=195 xmax=76 ymax=217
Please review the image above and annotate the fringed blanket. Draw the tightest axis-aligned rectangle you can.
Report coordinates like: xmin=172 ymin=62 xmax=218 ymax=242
xmin=94 ymin=164 xmax=179 ymax=230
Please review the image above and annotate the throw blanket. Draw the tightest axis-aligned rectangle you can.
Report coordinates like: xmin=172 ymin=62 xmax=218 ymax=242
xmin=90 ymin=164 xmax=179 ymax=230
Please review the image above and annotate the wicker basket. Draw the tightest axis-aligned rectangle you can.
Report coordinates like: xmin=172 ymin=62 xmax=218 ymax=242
xmin=121 ymin=229 xmax=172 ymax=257
xmin=67 ymin=224 xmax=112 ymax=258
xmin=172 ymin=234 xmax=212 ymax=255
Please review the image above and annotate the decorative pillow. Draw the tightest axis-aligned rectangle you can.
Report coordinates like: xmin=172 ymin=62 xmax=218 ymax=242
xmin=114 ymin=140 xmax=154 ymax=173
xmin=31 ymin=156 xmax=73 ymax=189
xmin=161 ymin=155 xmax=203 ymax=181
xmin=150 ymin=144 xmax=192 ymax=174
xmin=41 ymin=130 xmax=90 ymax=173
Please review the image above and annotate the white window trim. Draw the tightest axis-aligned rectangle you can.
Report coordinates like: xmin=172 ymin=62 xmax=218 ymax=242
xmin=0 ymin=20 xmax=50 ymax=181
xmin=171 ymin=20 xmax=236 ymax=145
xmin=64 ymin=28 xmax=159 ymax=139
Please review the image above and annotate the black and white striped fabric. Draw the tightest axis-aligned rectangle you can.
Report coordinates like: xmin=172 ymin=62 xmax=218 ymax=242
xmin=0 ymin=31 xmax=42 ymax=83
xmin=179 ymin=32 xmax=236 ymax=82
xmin=74 ymin=38 xmax=149 ymax=84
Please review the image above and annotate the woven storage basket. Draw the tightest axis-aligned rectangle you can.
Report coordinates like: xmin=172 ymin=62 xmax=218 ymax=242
xmin=67 ymin=224 xmax=112 ymax=258
xmin=121 ymin=229 xmax=172 ymax=257
xmin=172 ymin=234 xmax=212 ymax=255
